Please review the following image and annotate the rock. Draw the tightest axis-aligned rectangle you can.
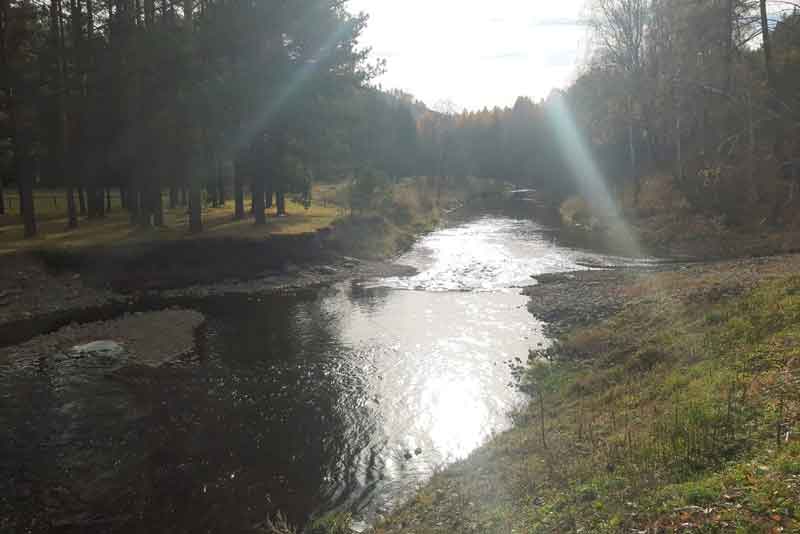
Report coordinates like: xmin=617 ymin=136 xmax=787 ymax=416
xmin=70 ymin=340 xmax=125 ymax=357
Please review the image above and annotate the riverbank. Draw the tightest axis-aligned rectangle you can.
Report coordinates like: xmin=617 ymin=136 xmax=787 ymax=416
xmin=372 ymin=253 xmax=800 ymax=533
xmin=558 ymin=176 xmax=800 ymax=260
xmin=0 ymin=309 xmax=205 ymax=369
xmin=0 ymin=192 xmax=442 ymax=342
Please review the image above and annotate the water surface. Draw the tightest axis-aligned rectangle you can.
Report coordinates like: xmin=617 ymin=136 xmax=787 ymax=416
xmin=0 ymin=216 xmax=639 ymax=532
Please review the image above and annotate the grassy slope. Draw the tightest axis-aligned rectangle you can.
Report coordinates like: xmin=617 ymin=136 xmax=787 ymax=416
xmin=373 ymin=259 xmax=800 ymax=533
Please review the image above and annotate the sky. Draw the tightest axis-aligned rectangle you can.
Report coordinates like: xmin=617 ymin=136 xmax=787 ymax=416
xmin=346 ymin=0 xmax=589 ymax=111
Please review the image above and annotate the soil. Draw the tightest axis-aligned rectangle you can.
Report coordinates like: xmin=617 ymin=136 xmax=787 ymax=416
xmin=0 ymin=309 xmax=205 ymax=368
xmin=0 ymin=227 xmax=419 ymax=341
xmin=0 ymin=253 xmax=125 ymax=327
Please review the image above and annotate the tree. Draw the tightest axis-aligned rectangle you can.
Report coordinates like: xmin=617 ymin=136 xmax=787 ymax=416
xmin=760 ymin=0 xmax=776 ymax=90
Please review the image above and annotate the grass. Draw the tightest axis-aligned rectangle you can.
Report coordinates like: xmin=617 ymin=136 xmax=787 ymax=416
xmin=0 ymin=185 xmax=342 ymax=255
xmin=373 ymin=267 xmax=800 ymax=533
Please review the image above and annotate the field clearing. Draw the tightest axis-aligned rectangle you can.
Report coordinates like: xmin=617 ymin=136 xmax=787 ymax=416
xmin=0 ymin=185 xmax=343 ymax=255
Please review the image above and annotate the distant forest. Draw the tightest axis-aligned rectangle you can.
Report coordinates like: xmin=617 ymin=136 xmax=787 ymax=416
xmin=2 ymin=0 xmax=799 ymax=237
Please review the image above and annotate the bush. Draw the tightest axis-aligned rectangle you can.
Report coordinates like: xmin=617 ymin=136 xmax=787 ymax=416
xmin=309 ymin=512 xmax=353 ymax=534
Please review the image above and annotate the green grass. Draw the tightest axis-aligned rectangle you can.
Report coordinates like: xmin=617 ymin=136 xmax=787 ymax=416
xmin=0 ymin=186 xmax=343 ymax=255
xmin=0 ymin=180 xmax=452 ymax=258
xmin=374 ymin=269 xmax=800 ymax=533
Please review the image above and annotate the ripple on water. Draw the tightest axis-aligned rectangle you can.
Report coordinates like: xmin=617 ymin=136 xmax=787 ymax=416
xmin=380 ymin=218 xmax=580 ymax=291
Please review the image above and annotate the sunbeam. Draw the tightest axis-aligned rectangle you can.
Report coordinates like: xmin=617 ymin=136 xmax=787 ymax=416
xmin=545 ymin=92 xmax=643 ymax=257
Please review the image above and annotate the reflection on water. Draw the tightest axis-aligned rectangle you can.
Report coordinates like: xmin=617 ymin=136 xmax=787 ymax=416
xmin=381 ymin=218 xmax=580 ymax=291
xmin=0 ymin=216 xmax=635 ymax=532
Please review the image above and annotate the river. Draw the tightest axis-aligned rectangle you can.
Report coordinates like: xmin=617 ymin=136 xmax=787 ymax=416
xmin=0 ymin=215 xmax=645 ymax=533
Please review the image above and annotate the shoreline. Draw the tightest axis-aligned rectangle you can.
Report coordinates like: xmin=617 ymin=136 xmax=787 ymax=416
xmin=8 ymin=207 xmax=800 ymax=532
xmin=0 ymin=211 xmax=436 ymax=348
xmin=371 ymin=252 xmax=800 ymax=533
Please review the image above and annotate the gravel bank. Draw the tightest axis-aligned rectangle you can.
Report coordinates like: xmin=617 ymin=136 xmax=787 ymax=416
xmin=0 ymin=309 xmax=205 ymax=368
xmin=524 ymin=253 xmax=800 ymax=338
xmin=0 ymin=253 xmax=126 ymax=327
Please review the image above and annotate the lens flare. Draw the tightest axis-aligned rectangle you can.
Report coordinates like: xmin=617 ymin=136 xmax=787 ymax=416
xmin=545 ymin=92 xmax=642 ymax=257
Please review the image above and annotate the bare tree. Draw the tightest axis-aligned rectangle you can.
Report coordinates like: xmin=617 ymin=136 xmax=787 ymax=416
xmin=592 ymin=0 xmax=649 ymax=75
xmin=760 ymin=0 xmax=776 ymax=90
xmin=591 ymin=0 xmax=650 ymax=205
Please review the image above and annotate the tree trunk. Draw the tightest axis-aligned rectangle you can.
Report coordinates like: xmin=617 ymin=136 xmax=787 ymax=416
xmin=66 ymin=186 xmax=78 ymax=228
xmin=253 ymin=177 xmax=265 ymax=224
xmin=265 ymin=189 xmax=273 ymax=209
xmin=189 ymin=183 xmax=202 ymax=232
xmin=208 ymin=181 xmax=218 ymax=207
xmin=54 ymin=0 xmax=75 ymax=228
xmin=18 ymin=155 xmax=36 ymax=238
xmin=128 ymin=183 xmax=139 ymax=224
xmin=137 ymin=184 xmax=152 ymax=227
xmin=724 ymin=0 xmax=734 ymax=93
xmin=676 ymin=115 xmax=683 ymax=187
xmin=78 ymin=186 xmax=87 ymax=214
xmin=179 ymin=187 xmax=186 ymax=206
xmin=169 ymin=186 xmax=177 ymax=209
xmin=0 ymin=0 xmax=10 ymax=220
xmin=217 ymin=172 xmax=225 ymax=208
xmin=184 ymin=0 xmax=201 ymax=232
xmin=276 ymin=189 xmax=286 ymax=216
xmin=96 ymin=186 xmax=105 ymax=217
xmin=760 ymin=0 xmax=776 ymax=91
xmin=87 ymin=186 xmax=96 ymax=218
xmin=153 ymin=187 xmax=163 ymax=226
xmin=234 ymin=164 xmax=245 ymax=219
xmin=87 ymin=185 xmax=104 ymax=219
xmin=106 ymin=188 xmax=112 ymax=212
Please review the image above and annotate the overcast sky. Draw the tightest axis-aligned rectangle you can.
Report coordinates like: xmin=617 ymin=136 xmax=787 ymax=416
xmin=346 ymin=0 xmax=589 ymax=111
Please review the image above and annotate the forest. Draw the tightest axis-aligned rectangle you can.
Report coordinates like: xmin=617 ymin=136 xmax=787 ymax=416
xmin=1 ymin=0 xmax=800 ymax=241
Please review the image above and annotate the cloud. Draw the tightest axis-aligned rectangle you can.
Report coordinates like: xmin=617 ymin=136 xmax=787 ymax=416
xmin=530 ymin=17 xmax=588 ymax=27
xmin=544 ymin=47 xmax=578 ymax=68
xmin=480 ymin=51 xmax=528 ymax=61
xmin=347 ymin=0 xmax=587 ymax=109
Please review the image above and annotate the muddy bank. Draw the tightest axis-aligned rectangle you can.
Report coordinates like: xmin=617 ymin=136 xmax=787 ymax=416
xmin=0 ymin=253 xmax=126 ymax=328
xmin=35 ymin=232 xmax=338 ymax=293
xmin=0 ymin=309 xmax=205 ymax=368
xmin=0 ymin=215 xmax=427 ymax=335
xmin=33 ymin=214 xmax=433 ymax=295
xmin=160 ymin=257 xmax=416 ymax=299
xmin=0 ymin=252 xmax=416 ymax=346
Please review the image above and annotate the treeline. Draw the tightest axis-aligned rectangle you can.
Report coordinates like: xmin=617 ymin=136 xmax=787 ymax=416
xmin=4 ymin=0 xmax=799 ymax=240
xmin=413 ymin=1 xmax=800 ymax=225
xmin=0 ymin=0 xmax=426 ymax=237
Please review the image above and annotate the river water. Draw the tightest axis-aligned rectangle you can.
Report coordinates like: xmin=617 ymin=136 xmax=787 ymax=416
xmin=0 ymin=215 xmax=643 ymax=533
